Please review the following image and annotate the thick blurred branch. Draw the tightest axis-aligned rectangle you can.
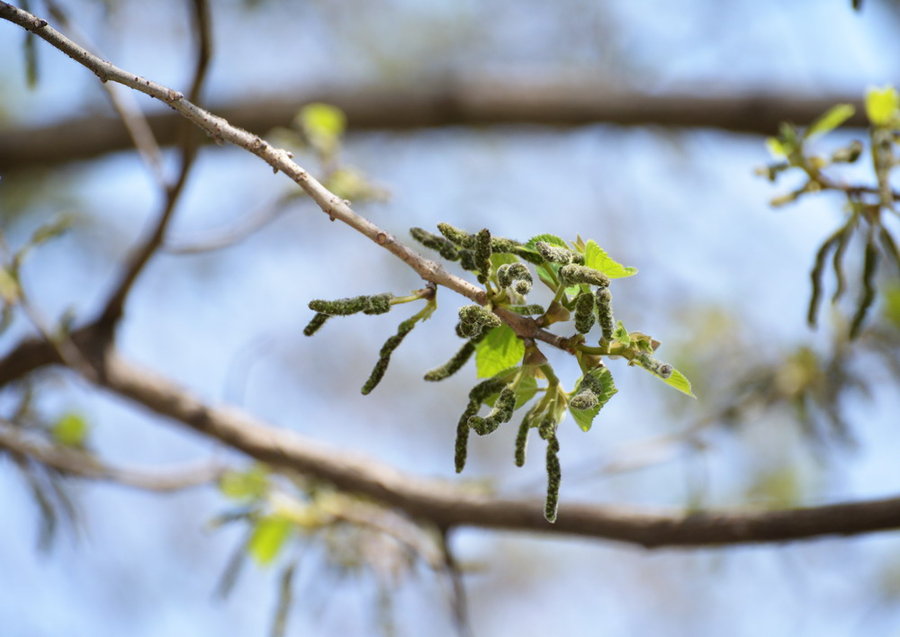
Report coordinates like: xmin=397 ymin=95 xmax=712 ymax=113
xmin=4 ymin=335 xmax=900 ymax=547
xmin=0 ymin=83 xmax=869 ymax=172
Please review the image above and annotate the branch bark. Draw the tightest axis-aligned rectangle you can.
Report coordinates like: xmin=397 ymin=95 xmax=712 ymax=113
xmin=61 ymin=347 xmax=900 ymax=548
xmin=0 ymin=83 xmax=867 ymax=173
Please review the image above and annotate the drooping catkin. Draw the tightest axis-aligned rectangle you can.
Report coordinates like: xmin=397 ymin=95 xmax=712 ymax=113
xmin=469 ymin=385 xmax=516 ymax=435
xmin=595 ymin=287 xmax=614 ymax=341
xmin=514 ymin=414 xmax=531 ymax=467
xmin=574 ymin=291 xmax=595 ymax=334
xmin=423 ymin=340 xmax=476 ymax=381
xmin=544 ymin=431 xmax=561 ymax=523
xmin=361 ymin=318 xmax=416 ymax=394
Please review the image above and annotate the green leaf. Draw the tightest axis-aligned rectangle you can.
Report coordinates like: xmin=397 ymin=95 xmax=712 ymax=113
xmin=583 ymin=240 xmax=637 ymax=278
xmin=490 ymin=253 xmax=519 ymax=269
xmin=765 ymin=137 xmax=786 ymax=159
xmin=525 ymin=234 xmax=567 ymax=250
xmin=220 ymin=466 xmax=270 ymax=501
xmin=661 ymin=368 xmax=696 ymax=398
xmin=51 ymin=412 xmax=89 ymax=447
xmin=865 ymin=86 xmax=899 ymax=126
xmin=475 ymin=325 xmax=525 ymax=378
xmin=569 ymin=367 xmax=617 ymax=432
xmin=247 ymin=515 xmax=293 ymax=566
xmin=612 ymin=321 xmax=630 ymax=346
xmin=805 ymin=103 xmax=855 ymax=139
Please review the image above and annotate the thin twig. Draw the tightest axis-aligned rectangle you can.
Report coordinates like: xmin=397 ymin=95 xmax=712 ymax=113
xmin=92 ymin=0 xmax=212 ymax=333
xmin=164 ymin=191 xmax=301 ymax=255
xmin=0 ymin=418 xmax=226 ymax=491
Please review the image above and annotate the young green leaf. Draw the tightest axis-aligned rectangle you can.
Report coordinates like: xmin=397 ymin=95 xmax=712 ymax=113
xmin=612 ymin=321 xmax=630 ymax=346
xmin=765 ymin=137 xmax=786 ymax=159
xmin=805 ymin=103 xmax=855 ymax=140
xmin=865 ymin=85 xmax=899 ymax=126
xmin=297 ymin=103 xmax=346 ymax=155
xmin=247 ymin=515 xmax=294 ymax=566
xmin=568 ymin=367 xmax=617 ymax=432
xmin=220 ymin=466 xmax=270 ymax=501
xmin=475 ymin=325 xmax=525 ymax=378
xmin=660 ymin=368 xmax=696 ymax=398
xmin=583 ymin=240 xmax=637 ymax=278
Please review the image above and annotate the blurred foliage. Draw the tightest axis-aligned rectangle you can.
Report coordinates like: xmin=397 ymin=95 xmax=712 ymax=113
xmin=213 ymin=465 xmax=444 ymax=637
xmin=760 ymin=86 xmax=900 ymax=339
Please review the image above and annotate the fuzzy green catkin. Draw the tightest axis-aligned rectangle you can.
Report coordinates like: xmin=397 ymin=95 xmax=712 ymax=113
xmin=558 ymin=264 xmax=609 ymax=288
xmin=457 ymin=304 xmax=501 ymax=338
xmin=514 ymin=414 xmax=531 ymax=467
xmin=362 ymin=293 xmax=392 ymax=315
xmin=458 ymin=249 xmax=478 ymax=272
xmin=595 ymin=287 xmax=614 ymax=341
xmin=634 ymin=353 xmax=673 ymax=379
xmin=497 ymin=262 xmax=532 ymax=294
xmin=507 ymin=304 xmax=544 ymax=315
xmin=574 ymin=291 xmax=595 ymax=334
xmin=491 ymin=237 xmax=522 ymax=254
xmin=361 ymin=318 xmax=416 ymax=394
xmin=423 ymin=340 xmax=476 ymax=381
xmin=475 ymin=228 xmax=493 ymax=282
xmin=437 ymin=223 xmax=475 ymax=248
xmin=544 ymin=431 xmax=561 ymax=523
xmin=454 ymin=404 xmax=476 ymax=473
xmin=469 ymin=385 xmax=516 ymax=435
xmin=496 ymin=263 xmax=513 ymax=289
xmin=302 ymin=312 xmax=330 ymax=336
xmin=534 ymin=241 xmax=583 ymax=265
xmin=410 ymin=227 xmax=460 ymax=261
xmin=308 ymin=293 xmax=392 ymax=316
xmin=568 ymin=388 xmax=598 ymax=411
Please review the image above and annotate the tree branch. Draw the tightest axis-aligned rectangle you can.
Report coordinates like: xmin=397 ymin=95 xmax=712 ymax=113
xmin=77 ymin=347 xmax=900 ymax=547
xmin=0 ymin=84 xmax=871 ymax=173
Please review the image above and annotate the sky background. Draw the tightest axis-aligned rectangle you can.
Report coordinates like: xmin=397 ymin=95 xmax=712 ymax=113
xmin=2 ymin=0 xmax=900 ymax=635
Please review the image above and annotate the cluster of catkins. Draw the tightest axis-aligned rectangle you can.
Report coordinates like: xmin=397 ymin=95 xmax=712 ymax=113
xmin=303 ymin=223 xmax=662 ymax=522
